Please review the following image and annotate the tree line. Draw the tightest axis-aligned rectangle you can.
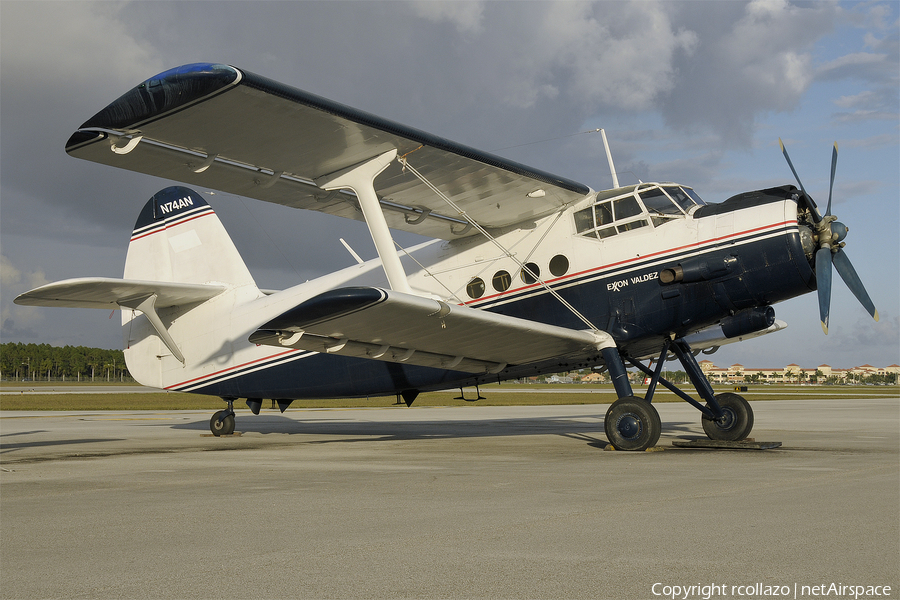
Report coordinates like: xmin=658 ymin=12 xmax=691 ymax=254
xmin=0 ymin=343 xmax=130 ymax=382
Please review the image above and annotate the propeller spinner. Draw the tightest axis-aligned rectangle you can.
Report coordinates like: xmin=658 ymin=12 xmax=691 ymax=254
xmin=779 ymin=139 xmax=879 ymax=333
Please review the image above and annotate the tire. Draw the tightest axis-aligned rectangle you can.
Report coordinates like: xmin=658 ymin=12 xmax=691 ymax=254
xmin=604 ymin=397 xmax=661 ymax=451
xmin=210 ymin=411 xmax=235 ymax=436
xmin=702 ymin=393 xmax=753 ymax=441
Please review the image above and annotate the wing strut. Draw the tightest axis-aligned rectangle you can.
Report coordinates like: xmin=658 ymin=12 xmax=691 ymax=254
xmin=315 ymin=150 xmax=412 ymax=294
xmin=119 ymin=294 xmax=186 ymax=365
xmin=398 ymin=156 xmax=600 ymax=332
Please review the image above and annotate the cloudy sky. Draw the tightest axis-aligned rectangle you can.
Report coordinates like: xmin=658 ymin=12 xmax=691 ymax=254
xmin=1 ymin=0 xmax=898 ymax=370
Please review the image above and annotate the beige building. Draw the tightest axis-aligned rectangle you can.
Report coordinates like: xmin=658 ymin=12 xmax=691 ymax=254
xmin=699 ymin=360 xmax=900 ymax=384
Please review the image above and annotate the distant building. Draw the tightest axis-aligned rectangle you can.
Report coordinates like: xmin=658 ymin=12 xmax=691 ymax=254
xmin=698 ymin=360 xmax=898 ymax=384
xmin=580 ymin=372 xmax=607 ymax=384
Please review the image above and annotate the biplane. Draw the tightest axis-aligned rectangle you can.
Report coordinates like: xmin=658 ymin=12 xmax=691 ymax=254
xmin=15 ymin=63 xmax=878 ymax=450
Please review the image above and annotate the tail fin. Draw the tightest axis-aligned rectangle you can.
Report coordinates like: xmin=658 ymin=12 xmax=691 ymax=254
xmin=120 ymin=187 xmax=261 ymax=386
xmin=16 ymin=186 xmax=261 ymax=389
xmin=125 ymin=186 xmax=256 ymax=287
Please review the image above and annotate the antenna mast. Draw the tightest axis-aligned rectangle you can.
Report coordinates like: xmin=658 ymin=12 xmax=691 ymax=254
xmin=600 ymin=129 xmax=619 ymax=188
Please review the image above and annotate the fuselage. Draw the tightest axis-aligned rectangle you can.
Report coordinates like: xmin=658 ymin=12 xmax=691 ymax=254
xmin=127 ymin=183 xmax=814 ymax=399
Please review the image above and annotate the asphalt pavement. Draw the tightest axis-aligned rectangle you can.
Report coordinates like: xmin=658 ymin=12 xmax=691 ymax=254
xmin=1 ymin=398 xmax=897 ymax=599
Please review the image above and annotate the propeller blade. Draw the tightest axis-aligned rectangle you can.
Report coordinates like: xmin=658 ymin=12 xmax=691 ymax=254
xmin=826 ymin=142 xmax=837 ymax=217
xmin=815 ymin=247 xmax=833 ymax=334
xmin=832 ymin=249 xmax=879 ymax=322
xmin=779 ymin=138 xmax=821 ymax=223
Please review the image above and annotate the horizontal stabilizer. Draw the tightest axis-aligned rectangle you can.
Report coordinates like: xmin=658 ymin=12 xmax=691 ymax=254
xmin=249 ymin=287 xmax=614 ymax=374
xmin=14 ymin=277 xmax=226 ymax=309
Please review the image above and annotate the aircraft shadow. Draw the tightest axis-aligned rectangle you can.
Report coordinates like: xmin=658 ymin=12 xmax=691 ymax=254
xmin=171 ymin=412 xmax=705 ymax=450
xmin=0 ymin=438 xmax=124 ymax=454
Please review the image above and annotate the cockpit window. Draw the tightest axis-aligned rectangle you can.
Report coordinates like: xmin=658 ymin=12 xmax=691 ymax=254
xmin=639 ymin=188 xmax=682 ymax=216
xmin=573 ymin=183 xmax=704 ymax=241
xmin=682 ymin=187 xmax=705 ymax=206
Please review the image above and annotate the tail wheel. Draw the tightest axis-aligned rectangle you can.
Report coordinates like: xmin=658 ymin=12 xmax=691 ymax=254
xmin=702 ymin=393 xmax=753 ymax=441
xmin=210 ymin=411 xmax=235 ymax=436
xmin=604 ymin=397 xmax=661 ymax=451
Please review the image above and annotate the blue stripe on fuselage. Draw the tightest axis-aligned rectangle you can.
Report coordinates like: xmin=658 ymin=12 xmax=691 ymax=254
xmin=174 ymin=221 xmax=808 ymax=398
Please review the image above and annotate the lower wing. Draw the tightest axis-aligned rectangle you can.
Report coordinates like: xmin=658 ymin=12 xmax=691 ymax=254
xmin=250 ymin=287 xmax=614 ymax=374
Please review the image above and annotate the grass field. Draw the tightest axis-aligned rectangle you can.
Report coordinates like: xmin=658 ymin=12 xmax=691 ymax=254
xmin=1 ymin=381 xmax=896 ymax=411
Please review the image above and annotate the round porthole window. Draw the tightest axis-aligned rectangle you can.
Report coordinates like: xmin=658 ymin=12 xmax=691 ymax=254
xmin=521 ymin=262 xmax=540 ymax=284
xmin=466 ymin=277 xmax=485 ymax=299
xmin=549 ymin=254 xmax=569 ymax=277
xmin=492 ymin=270 xmax=512 ymax=292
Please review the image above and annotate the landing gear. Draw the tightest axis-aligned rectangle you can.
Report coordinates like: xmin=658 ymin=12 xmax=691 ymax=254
xmin=702 ymin=393 xmax=753 ymax=441
xmin=614 ymin=337 xmax=757 ymax=449
xmin=604 ymin=397 xmax=661 ymax=451
xmin=600 ymin=346 xmax=660 ymax=451
xmin=209 ymin=398 xmax=236 ymax=436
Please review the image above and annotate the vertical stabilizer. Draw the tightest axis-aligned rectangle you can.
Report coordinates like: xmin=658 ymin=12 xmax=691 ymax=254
xmin=124 ymin=186 xmax=256 ymax=287
xmin=122 ymin=186 xmax=260 ymax=386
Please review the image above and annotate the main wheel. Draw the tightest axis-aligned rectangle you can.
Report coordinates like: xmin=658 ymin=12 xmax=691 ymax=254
xmin=702 ymin=393 xmax=753 ymax=441
xmin=604 ymin=397 xmax=661 ymax=451
xmin=210 ymin=411 xmax=235 ymax=436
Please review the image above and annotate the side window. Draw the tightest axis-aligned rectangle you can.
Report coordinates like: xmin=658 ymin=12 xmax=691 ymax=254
xmin=521 ymin=263 xmax=540 ymax=284
xmin=613 ymin=197 xmax=641 ymax=220
xmin=466 ymin=277 xmax=485 ymax=299
xmin=594 ymin=202 xmax=613 ymax=226
xmin=549 ymin=255 xmax=569 ymax=277
xmin=574 ymin=192 xmax=650 ymax=241
xmin=617 ymin=220 xmax=647 ymax=233
xmin=574 ymin=208 xmax=593 ymax=234
xmin=492 ymin=271 xmax=511 ymax=292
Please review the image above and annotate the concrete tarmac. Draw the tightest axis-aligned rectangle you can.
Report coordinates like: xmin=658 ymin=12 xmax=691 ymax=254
xmin=2 ymin=398 xmax=898 ymax=599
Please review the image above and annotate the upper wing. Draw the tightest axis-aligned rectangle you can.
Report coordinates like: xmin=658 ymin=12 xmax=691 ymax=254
xmin=14 ymin=277 xmax=226 ymax=309
xmin=249 ymin=287 xmax=613 ymax=374
xmin=65 ymin=63 xmax=591 ymax=240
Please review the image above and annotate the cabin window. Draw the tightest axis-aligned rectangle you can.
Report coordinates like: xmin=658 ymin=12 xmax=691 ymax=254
xmin=549 ymin=255 xmax=569 ymax=277
xmin=492 ymin=270 xmax=512 ymax=292
xmin=521 ymin=262 xmax=540 ymax=284
xmin=466 ymin=277 xmax=485 ymax=299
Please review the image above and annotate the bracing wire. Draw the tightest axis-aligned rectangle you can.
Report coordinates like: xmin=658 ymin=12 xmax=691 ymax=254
xmin=398 ymin=156 xmax=599 ymax=332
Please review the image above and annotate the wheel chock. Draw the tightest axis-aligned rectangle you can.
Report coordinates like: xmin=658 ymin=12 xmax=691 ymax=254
xmin=672 ymin=438 xmax=781 ymax=450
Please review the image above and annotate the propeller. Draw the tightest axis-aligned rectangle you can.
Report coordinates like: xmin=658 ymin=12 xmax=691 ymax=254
xmin=779 ymin=139 xmax=879 ymax=334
